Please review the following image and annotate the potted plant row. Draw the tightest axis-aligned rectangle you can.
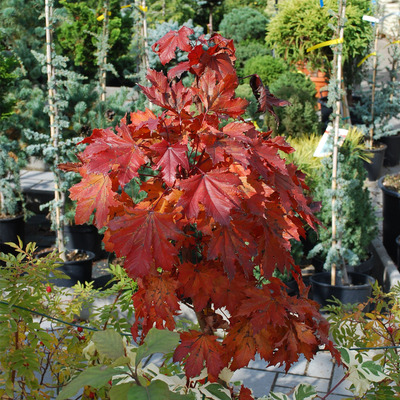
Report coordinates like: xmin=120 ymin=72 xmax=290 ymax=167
xmin=378 ymin=172 xmax=400 ymax=264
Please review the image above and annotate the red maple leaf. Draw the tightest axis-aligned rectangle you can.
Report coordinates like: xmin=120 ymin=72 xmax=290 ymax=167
xmin=69 ymin=171 xmax=120 ymax=228
xmin=139 ymin=70 xmax=192 ymax=114
xmin=107 ymin=209 xmax=184 ymax=278
xmin=150 ymin=140 xmax=189 ymax=187
xmin=177 ymin=170 xmax=242 ymax=225
xmin=222 ymin=319 xmax=257 ymax=370
xmin=239 ymin=386 xmax=254 ymax=400
xmin=207 ymin=221 xmax=256 ymax=278
xmin=151 ymin=25 xmax=194 ymax=65
xmin=80 ymin=124 xmax=148 ymax=187
xmin=131 ymin=272 xmax=180 ymax=339
xmin=173 ymin=330 xmax=226 ymax=381
xmin=248 ymin=74 xmax=291 ymax=123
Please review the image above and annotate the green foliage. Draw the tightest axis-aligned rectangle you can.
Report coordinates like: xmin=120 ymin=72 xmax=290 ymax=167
xmin=351 ymin=40 xmax=400 ymax=140
xmin=0 ymin=135 xmax=26 ymax=217
xmin=218 ymin=7 xmax=269 ymax=44
xmin=235 ymin=41 xmax=271 ymax=78
xmin=0 ymin=40 xmax=19 ymax=119
xmin=56 ymin=0 xmax=134 ymax=82
xmin=146 ymin=0 xmax=201 ymax=26
xmin=0 ymin=242 xmax=139 ymax=399
xmin=284 ymin=134 xmax=323 ymax=192
xmin=326 ymin=282 xmax=400 ymax=397
xmin=223 ymin=0 xmax=269 ymax=14
xmin=266 ymin=0 xmax=373 ymax=77
xmin=0 ymin=0 xmax=45 ymax=82
xmin=265 ymin=72 xmax=320 ymax=137
xmin=243 ymin=54 xmax=289 ymax=86
xmin=308 ymin=128 xmax=377 ymax=267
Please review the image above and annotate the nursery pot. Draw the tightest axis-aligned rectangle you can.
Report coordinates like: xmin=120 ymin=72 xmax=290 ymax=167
xmin=0 ymin=214 xmax=25 ymax=255
xmin=310 ymin=272 xmax=375 ymax=309
xmin=64 ymin=224 xmax=103 ymax=259
xmin=37 ymin=249 xmax=95 ymax=287
xmin=381 ymin=133 xmax=400 ymax=167
xmin=363 ymin=143 xmax=387 ymax=181
xmin=379 ymin=176 xmax=400 ymax=262
xmin=396 ymin=235 xmax=400 ymax=267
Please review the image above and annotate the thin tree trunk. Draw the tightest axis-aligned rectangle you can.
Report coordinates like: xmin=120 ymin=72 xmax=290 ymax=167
xmin=100 ymin=0 xmax=110 ymax=102
xmin=45 ymin=0 xmax=65 ymax=259
xmin=331 ymin=0 xmax=347 ymax=286
xmin=369 ymin=24 xmax=380 ymax=148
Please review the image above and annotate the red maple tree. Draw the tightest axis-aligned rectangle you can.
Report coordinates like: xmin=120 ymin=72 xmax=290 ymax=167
xmin=63 ymin=27 xmax=340 ymax=398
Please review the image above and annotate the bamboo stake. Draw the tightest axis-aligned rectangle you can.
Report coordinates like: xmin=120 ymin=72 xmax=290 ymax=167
xmin=331 ymin=0 xmax=347 ymax=286
xmin=100 ymin=0 xmax=109 ymax=103
xmin=45 ymin=0 xmax=65 ymax=259
xmin=368 ymin=23 xmax=380 ymax=148
xmin=141 ymin=0 xmax=149 ymax=71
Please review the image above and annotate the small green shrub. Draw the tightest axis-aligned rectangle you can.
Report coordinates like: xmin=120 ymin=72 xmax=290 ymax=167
xmin=265 ymin=71 xmax=320 ymax=137
xmin=235 ymin=41 xmax=271 ymax=78
xmin=243 ymin=54 xmax=288 ymax=86
xmin=219 ymin=7 xmax=269 ymax=44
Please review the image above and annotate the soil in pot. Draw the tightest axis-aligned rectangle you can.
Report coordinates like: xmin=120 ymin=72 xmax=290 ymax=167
xmin=363 ymin=142 xmax=387 ymax=181
xmin=310 ymin=272 xmax=375 ymax=310
xmin=63 ymin=224 xmax=104 ymax=260
xmin=36 ymin=249 xmax=95 ymax=287
xmin=378 ymin=173 xmax=400 ymax=262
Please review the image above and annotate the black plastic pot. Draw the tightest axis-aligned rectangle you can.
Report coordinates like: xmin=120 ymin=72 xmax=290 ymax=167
xmin=37 ymin=249 xmax=95 ymax=287
xmin=354 ymin=254 xmax=375 ymax=275
xmin=378 ymin=175 xmax=400 ymax=263
xmin=310 ymin=272 xmax=375 ymax=308
xmin=381 ymin=133 xmax=400 ymax=167
xmin=0 ymin=214 xmax=25 ymax=255
xmin=363 ymin=143 xmax=387 ymax=181
xmin=64 ymin=224 xmax=103 ymax=259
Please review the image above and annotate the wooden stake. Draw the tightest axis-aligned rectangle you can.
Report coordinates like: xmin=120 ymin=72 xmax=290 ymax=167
xmin=368 ymin=24 xmax=380 ymax=148
xmin=331 ymin=0 xmax=347 ymax=286
xmin=45 ymin=0 xmax=65 ymax=259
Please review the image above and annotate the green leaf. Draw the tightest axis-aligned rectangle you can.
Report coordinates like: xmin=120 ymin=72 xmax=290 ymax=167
xmin=135 ymin=328 xmax=180 ymax=367
xmin=127 ymin=380 xmax=192 ymax=399
xmin=358 ymin=361 xmax=387 ymax=382
xmin=201 ymin=383 xmax=231 ymax=400
xmin=110 ymin=383 xmax=134 ymax=400
xmin=293 ymin=383 xmax=317 ymax=400
xmin=268 ymin=392 xmax=290 ymax=400
xmin=92 ymin=329 xmax=125 ymax=360
xmin=56 ymin=366 xmax=122 ymax=400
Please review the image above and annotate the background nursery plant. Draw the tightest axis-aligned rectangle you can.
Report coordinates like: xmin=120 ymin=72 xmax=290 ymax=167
xmin=62 ymin=28 xmax=340 ymax=398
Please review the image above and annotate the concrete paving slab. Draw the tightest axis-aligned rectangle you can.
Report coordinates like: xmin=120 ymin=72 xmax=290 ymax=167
xmin=330 ymin=365 xmax=354 ymax=396
xmin=232 ymin=368 xmax=277 ymax=398
xmin=286 ymin=355 xmax=307 ymax=375
xmin=307 ymin=352 xmax=335 ymax=379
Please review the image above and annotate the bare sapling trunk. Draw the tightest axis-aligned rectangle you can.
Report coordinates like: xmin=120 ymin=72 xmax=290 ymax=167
xmin=45 ymin=0 xmax=66 ymax=259
xmin=331 ymin=0 xmax=348 ymax=286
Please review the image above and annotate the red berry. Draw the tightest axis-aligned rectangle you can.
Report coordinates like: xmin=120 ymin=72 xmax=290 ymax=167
xmin=88 ymin=392 xmax=95 ymax=399
xmin=78 ymin=335 xmax=86 ymax=341
xmin=77 ymin=327 xmax=83 ymax=333
xmin=46 ymin=286 xmax=52 ymax=293
xmin=388 ymin=326 xmax=394 ymax=334
xmin=39 ymin=341 xmax=44 ymax=346
xmin=108 ymin=380 xmax=112 ymax=386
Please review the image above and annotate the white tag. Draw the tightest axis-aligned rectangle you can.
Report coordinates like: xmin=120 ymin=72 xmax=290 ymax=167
xmin=362 ymin=15 xmax=379 ymax=23
xmin=313 ymin=125 xmax=349 ymax=157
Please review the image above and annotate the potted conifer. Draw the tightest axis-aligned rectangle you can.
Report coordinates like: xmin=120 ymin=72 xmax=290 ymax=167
xmin=0 ymin=39 xmax=26 ymax=254
xmin=308 ymin=2 xmax=376 ymax=307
